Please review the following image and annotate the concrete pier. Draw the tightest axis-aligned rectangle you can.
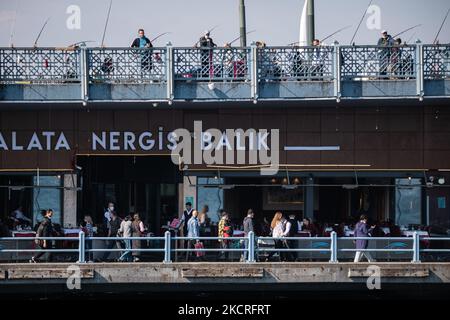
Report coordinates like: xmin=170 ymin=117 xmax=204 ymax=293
xmin=1 ymin=262 xmax=449 ymax=292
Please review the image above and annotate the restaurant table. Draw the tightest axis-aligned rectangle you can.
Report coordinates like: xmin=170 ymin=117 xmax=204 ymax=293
xmin=401 ymin=230 xmax=429 ymax=237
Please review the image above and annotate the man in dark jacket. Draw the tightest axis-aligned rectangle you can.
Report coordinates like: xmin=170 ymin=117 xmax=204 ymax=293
xmin=197 ymin=30 xmax=217 ymax=78
xmin=131 ymin=29 xmax=153 ymax=72
xmin=30 ymin=209 xmax=54 ymax=263
xmin=101 ymin=211 xmax=122 ymax=261
xmin=354 ymin=215 xmax=376 ymax=262
xmin=241 ymin=209 xmax=255 ymax=261
xmin=377 ymin=30 xmax=395 ymax=77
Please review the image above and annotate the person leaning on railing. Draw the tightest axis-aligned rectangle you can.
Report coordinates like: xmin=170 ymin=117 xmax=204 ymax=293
xmin=196 ymin=30 xmax=217 ymax=78
xmin=131 ymin=28 xmax=153 ymax=73
xmin=310 ymin=39 xmax=326 ymax=80
xmin=377 ymin=30 xmax=395 ymax=77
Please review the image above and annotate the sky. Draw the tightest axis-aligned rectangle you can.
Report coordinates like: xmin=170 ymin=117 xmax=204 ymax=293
xmin=0 ymin=0 xmax=449 ymax=47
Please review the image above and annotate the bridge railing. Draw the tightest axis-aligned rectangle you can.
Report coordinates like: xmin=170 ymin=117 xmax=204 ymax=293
xmin=423 ymin=44 xmax=450 ymax=80
xmin=87 ymin=47 xmax=167 ymax=83
xmin=340 ymin=45 xmax=417 ymax=80
xmin=1 ymin=45 xmax=449 ymax=88
xmin=0 ymin=47 xmax=81 ymax=84
xmin=1 ymin=231 xmax=449 ymax=264
xmin=173 ymin=47 xmax=251 ymax=81
xmin=258 ymin=46 xmax=334 ymax=81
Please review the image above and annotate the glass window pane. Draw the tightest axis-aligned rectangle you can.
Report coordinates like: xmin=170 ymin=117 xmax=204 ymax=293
xmin=197 ymin=177 xmax=224 ymax=223
xmin=33 ymin=176 xmax=62 ymax=226
xmin=395 ymin=178 xmax=422 ymax=227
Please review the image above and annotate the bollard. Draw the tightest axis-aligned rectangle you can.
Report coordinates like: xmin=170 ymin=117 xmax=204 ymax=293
xmin=78 ymin=231 xmax=86 ymax=263
xmin=412 ymin=231 xmax=421 ymax=263
xmin=247 ymin=231 xmax=256 ymax=263
xmin=163 ymin=231 xmax=172 ymax=263
xmin=329 ymin=231 xmax=338 ymax=263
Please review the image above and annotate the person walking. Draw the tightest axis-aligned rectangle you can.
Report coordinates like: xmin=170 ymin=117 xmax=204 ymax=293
xmin=101 ymin=211 xmax=122 ymax=262
xmin=131 ymin=213 xmax=145 ymax=262
xmin=354 ymin=215 xmax=376 ymax=263
xmin=286 ymin=213 xmax=300 ymax=261
xmin=186 ymin=210 xmax=200 ymax=261
xmin=82 ymin=215 xmax=95 ymax=262
xmin=118 ymin=215 xmax=133 ymax=262
xmin=241 ymin=209 xmax=255 ymax=262
xmin=218 ymin=212 xmax=233 ymax=260
xmin=30 ymin=209 xmax=54 ymax=263
xmin=267 ymin=212 xmax=286 ymax=262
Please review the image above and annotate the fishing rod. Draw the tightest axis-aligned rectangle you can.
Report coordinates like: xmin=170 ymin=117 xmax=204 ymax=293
xmin=349 ymin=0 xmax=373 ymax=45
xmin=194 ymin=25 xmax=220 ymax=46
xmin=151 ymin=32 xmax=171 ymax=43
xmin=33 ymin=17 xmax=50 ymax=47
xmin=433 ymin=8 xmax=450 ymax=44
xmin=392 ymin=24 xmax=422 ymax=39
xmin=9 ymin=0 xmax=20 ymax=47
xmin=321 ymin=25 xmax=352 ymax=43
xmin=68 ymin=40 xmax=95 ymax=47
xmin=406 ymin=32 xmax=417 ymax=44
xmin=228 ymin=29 xmax=256 ymax=46
xmin=100 ymin=0 xmax=113 ymax=47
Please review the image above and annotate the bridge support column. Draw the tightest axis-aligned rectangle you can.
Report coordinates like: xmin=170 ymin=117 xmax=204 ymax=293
xmin=63 ymin=174 xmax=77 ymax=228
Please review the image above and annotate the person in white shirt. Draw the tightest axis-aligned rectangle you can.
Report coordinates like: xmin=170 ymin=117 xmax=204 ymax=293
xmin=11 ymin=206 xmax=32 ymax=226
xmin=268 ymin=212 xmax=289 ymax=262
xmin=118 ymin=215 xmax=133 ymax=262
xmin=104 ymin=202 xmax=114 ymax=224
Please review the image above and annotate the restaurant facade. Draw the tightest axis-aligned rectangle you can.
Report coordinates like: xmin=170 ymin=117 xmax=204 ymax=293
xmin=0 ymin=103 xmax=449 ymax=234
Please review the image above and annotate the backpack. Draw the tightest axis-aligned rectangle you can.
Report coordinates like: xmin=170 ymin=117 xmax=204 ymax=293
xmin=35 ymin=221 xmax=45 ymax=246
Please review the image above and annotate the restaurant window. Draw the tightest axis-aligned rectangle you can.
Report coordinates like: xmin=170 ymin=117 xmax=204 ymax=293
xmin=395 ymin=178 xmax=422 ymax=227
xmin=33 ymin=176 xmax=62 ymax=226
xmin=197 ymin=177 xmax=224 ymax=223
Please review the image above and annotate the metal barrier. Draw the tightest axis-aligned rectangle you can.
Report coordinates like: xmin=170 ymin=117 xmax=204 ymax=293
xmin=423 ymin=45 xmax=450 ymax=79
xmin=340 ymin=45 xmax=416 ymax=80
xmin=0 ymin=47 xmax=81 ymax=84
xmin=1 ymin=231 xmax=446 ymax=264
xmin=258 ymin=46 xmax=334 ymax=81
xmin=2 ymin=45 xmax=450 ymax=86
xmin=87 ymin=47 xmax=167 ymax=83
xmin=174 ymin=47 xmax=251 ymax=81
